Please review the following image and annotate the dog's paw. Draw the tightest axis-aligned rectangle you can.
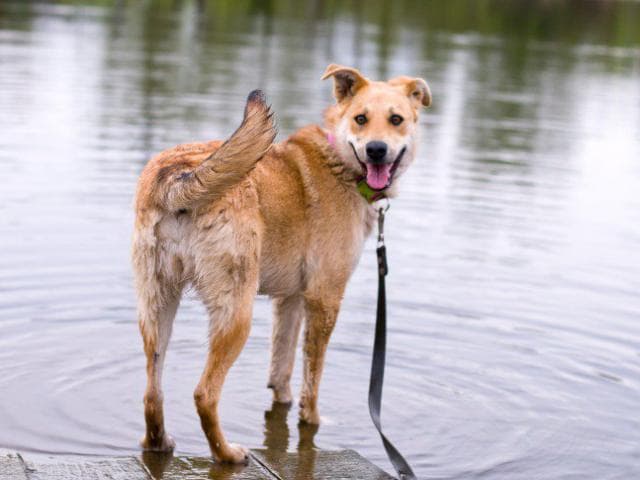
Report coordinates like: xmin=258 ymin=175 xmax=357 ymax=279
xmin=215 ymin=443 xmax=250 ymax=464
xmin=140 ymin=432 xmax=175 ymax=452
xmin=298 ymin=403 xmax=321 ymax=425
xmin=267 ymin=382 xmax=293 ymax=405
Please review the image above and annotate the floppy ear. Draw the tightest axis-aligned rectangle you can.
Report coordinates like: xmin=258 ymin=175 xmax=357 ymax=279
xmin=321 ymin=64 xmax=369 ymax=102
xmin=389 ymin=76 xmax=432 ymax=108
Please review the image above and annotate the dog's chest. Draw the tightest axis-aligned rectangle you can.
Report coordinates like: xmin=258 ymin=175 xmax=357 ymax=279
xmin=257 ymin=203 xmax=374 ymax=297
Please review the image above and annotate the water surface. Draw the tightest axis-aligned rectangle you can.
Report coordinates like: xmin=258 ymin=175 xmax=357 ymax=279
xmin=1 ymin=1 xmax=640 ymax=479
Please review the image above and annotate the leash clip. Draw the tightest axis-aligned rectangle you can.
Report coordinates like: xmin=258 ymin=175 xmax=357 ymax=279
xmin=377 ymin=200 xmax=390 ymax=248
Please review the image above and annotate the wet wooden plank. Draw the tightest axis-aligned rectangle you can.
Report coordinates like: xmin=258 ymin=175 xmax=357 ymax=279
xmin=10 ymin=449 xmax=392 ymax=479
xmin=21 ymin=455 xmax=148 ymax=480
xmin=252 ymin=449 xmax=395 ymax=480
xmin=140 ymin=452 xmax=274 ymax=479
xmin=0 ymin=453 xmax=28 ymax=480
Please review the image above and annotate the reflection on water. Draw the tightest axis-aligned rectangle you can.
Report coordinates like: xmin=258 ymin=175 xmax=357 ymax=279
xmin=260 ymin=402 xmax=320 ymax=478
xmin=1 ymin=1 xmax=640 ymax=479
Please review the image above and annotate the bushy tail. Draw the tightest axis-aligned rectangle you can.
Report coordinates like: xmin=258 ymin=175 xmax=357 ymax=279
xmin=163 ymin=90 xmax=276 ymax=211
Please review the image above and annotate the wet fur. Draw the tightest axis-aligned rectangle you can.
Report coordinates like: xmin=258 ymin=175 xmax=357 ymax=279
xmin=132 ymin=66 xmax=430 ymax=463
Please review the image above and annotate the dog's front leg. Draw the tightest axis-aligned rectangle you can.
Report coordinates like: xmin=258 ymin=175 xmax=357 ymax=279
xmin=268 ymin=295 xmax=304 ymax=404
xmin=299 ymin=295 xmax=340 ymax=425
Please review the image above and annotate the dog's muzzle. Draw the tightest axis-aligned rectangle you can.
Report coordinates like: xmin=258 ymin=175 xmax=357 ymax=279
xmin=351 ymin=141 xmax=406 ymax=191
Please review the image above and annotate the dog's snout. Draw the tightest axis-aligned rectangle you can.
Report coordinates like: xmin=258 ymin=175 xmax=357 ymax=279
xmin=365 ymin=141 xmax=388 ymax=163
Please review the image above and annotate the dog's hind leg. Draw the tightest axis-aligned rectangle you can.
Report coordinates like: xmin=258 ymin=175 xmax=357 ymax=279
xmin=193 ymin=245 xmax=259 ymax=464
xmin=133 ymin=222 xmax=185 ymax=452
xmin=137 ymin=276 xmax=183 ymax=452
xmin=268 ymin=295 xmax=304 ymax=404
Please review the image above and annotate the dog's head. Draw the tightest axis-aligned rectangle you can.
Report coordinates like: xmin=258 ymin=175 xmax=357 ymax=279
xmin=322 ymin=64 xmax=431 ymax=194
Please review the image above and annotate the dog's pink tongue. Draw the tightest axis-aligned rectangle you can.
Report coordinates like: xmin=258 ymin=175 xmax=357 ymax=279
xmin=366 ymin=163 xmax=392 ymax=190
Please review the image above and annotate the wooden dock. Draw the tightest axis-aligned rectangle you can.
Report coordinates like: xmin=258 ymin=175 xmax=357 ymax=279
xmin=1 ymin=449 xmax=394 ymax=479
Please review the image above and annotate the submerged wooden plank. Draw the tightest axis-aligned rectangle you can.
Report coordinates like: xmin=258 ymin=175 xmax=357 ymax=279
xmin=0 ymin=453 xmax=28 ymax=480
xmin=252 ymin=449 xmax=395 ymax=480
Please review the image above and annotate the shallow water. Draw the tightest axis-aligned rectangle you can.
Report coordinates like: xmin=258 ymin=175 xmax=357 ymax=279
xmin=1 ymin=1 xmax=640 ymax=478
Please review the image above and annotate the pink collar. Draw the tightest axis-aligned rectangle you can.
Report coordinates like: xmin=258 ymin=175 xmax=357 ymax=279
xmin=326 ymin=131 xmax=336 ymax=147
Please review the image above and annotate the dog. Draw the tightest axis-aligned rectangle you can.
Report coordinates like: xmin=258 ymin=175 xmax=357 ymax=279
xmin=132 ymin=64 xmax=431 ymax=463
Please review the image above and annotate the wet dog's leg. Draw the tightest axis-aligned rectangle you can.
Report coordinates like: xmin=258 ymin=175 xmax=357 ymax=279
xmin=268 ymin=295 xmax=304 ymax=404
xmin=138 ymin=285 xmax=182 ymax=452
xmin=193 ymin=257 xmax=258 ymax=464
xmin=298 ymin=296 xmax=340 ymax=425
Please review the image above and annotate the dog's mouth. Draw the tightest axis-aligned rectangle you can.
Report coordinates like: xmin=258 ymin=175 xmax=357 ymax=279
xmin=350 ymin=143 xmax=406 ymax=190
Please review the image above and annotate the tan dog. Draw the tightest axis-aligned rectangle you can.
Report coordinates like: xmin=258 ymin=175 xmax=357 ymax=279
xmin=132 ymin=65 xmax=431 ymax=463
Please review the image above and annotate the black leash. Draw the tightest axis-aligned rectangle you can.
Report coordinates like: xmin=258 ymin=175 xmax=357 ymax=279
xmin=369 ymin=204 xmax=417 ymax=480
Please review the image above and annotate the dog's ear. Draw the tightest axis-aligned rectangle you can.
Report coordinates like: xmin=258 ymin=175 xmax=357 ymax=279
xmin=321 ymin=64 xmax=369 ymax=102
xmin=389 ymin=76 xmax=432 ymax=108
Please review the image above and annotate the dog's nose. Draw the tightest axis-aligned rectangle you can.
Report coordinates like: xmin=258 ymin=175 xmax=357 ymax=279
xmin=366 ymin=141 xmax=388 ymax=163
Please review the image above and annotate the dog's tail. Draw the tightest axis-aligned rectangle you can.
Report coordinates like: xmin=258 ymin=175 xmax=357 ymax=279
xmin=161 ymin=90 xmax=276 ymax=211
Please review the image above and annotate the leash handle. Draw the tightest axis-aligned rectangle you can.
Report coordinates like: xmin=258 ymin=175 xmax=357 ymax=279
xmin=369 ymin=205 xmax=417 ymax=480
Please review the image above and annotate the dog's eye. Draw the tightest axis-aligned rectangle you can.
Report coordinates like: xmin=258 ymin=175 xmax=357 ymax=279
xmin=390 ymin=114 xmax=404 ymax=126
xmin=354 ymin=114 xmax=367 ymax=125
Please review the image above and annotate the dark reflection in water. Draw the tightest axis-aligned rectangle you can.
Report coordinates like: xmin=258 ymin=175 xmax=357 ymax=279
xmin=260 ymin=402 xmax=320 ymax=479
xmin=1 ymin=1 xmax=640 ymax=479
